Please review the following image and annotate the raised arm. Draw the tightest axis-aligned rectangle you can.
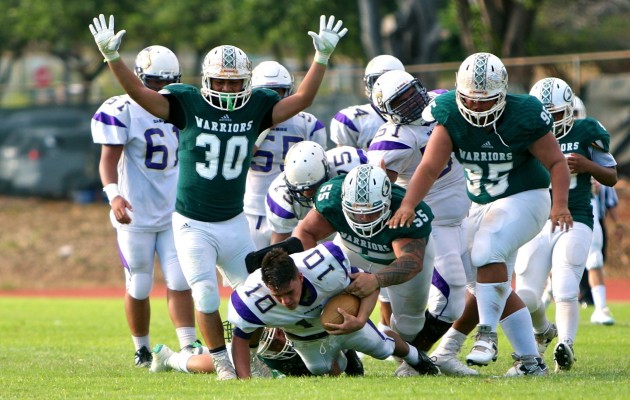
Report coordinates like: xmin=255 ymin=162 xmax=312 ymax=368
xmin=89 ymin=14 xmax=170 ymax=120
xmin=271 ymin=15 xmax=347 ymax=125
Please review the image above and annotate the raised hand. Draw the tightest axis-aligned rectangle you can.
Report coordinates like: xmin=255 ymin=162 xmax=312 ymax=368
xmin=89 ymin=14 xmax=126 ymax=62
xmin=308 ymin=15 xmax=348 ymax=65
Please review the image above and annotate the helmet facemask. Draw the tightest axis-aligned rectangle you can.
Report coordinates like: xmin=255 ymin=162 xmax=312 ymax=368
xmin=342 ymin=165 xmax=392 ymax=238
xmin=200 ymin=45 xmax=252 ymax=111
xmin=257 ymin=328 xmax=297 ymax=360
xmin=372 ymin=70 xmax=430 ymax=125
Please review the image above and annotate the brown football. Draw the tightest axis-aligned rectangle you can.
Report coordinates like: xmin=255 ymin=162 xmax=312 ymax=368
xmin=320 ymin=293 xmax=361 ymax=330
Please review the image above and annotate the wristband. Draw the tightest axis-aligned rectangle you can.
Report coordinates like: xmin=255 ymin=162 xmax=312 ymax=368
xmin=103 ymin=183 xmax=120 ymax=203
xmin=313 ymin=52 xmax=330 ymax=65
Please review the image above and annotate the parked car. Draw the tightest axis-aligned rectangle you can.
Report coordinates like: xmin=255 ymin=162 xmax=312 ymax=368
xmin=0 ymin=107 xmax=101 ymax=198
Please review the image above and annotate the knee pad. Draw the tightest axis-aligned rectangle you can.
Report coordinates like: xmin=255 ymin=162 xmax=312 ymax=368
xmin=191 ymin=280 xmax=221 ymax=313
xmin=516 ymin=287 xmax=540 ymax=313
xmin=126 ymin=272 xmax=153 ymax=300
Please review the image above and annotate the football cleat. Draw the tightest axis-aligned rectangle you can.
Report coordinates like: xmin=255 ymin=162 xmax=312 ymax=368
xmin=553 ymin=341 xmax=576 ymax=372
xmin=534 ymin=322 xmax=558 ymax=355
xmin=134 ymin=346 xmax=152 ymax=368
xmin=250 ymin=352 xmax=274 ymax=379
xmin=505 ymin=353 xmax=548 ymax=377
xmin=181 ymin=339 xmax=205 ymax=355
xmin=466 ymin=324 xmax=498 ymax=366
xmin=431 ymin=352 xmax=478 ymax=376
xmin=410 ymin=351 xmax=441 ymax=376
xmin=590 ymin=307 xmax=615 ymax=325
xmin=211 ymin=350 xmax=237 ymax=380
xmin=150 ymin=344 xmax=174 ymax=373
xmin=394 ymin=361 xmax=419 ymax=377
xmin=343 ymin=349 xmax=365 ymax=376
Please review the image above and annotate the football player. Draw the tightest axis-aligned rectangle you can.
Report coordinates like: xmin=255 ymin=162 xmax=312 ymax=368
xmin=90 ymin=13 xmax=347 ymax=380
xmin=367 ymin=71 xmax=473 ymax=375
xmin=330 ymin=55 xmax=405 ymax=149
xmin=514 ymin=77 xmax=617 ymax=371
xmin=293 ymin=164 xmax=439 ymax=376
xmin=388 ymin=52 xmax=572 ymax=376
xmin=266 ymin=141 xmax=367 ymax=244
xmin=244 ymin=61 xmax=327 ymax=250
xmin=91 ymin=45 xmax=199 ymax=368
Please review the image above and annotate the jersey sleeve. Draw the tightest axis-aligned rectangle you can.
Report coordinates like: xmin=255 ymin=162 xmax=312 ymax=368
xmin=91 ymin=95 xmax=132 ymax=145
xmin=367 ymin=124 xmax=417 ymax=175
xmin=301 ymin=112 xmax=328 ymax=148
xmin=330 ymin=108 xmax=360 ymax=147
xmin=265 ymin=174 xmax=300 ymax=234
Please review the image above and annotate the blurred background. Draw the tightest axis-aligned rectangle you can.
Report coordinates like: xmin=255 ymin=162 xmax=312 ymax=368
xmin=1 ymin=0 xmax=630 ymax=199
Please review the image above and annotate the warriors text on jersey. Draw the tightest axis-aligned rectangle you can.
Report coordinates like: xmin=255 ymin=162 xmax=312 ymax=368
xmin=314 ymin=175 xmax=433 ymax=265
xmin=429 ymin=91 xmax=553 ymax=204
xmin=91 ymin=94 xmax=179 ymax=231
xmin=244 ymin=112 xmax=327 ymax=217
xmin=227 ymin=242 xmax=352 ymax=338
xmin=162 ymin=84 xmax=279 ymax=222
xmin=330 ymin=103 xmax=387 ymax=149
xmin=559 ymin=117 xmax=611 ymax=228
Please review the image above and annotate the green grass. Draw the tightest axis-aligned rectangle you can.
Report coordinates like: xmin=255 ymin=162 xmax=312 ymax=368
xmin=0 ymin=298 xmax=628 ymax=399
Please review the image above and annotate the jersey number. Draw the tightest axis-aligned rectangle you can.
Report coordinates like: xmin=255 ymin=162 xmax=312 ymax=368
xmin=195 ymin=133 xmax=248 ymax=180
xmin=250 ymin=134 xmax=303 ymax=172
xmin=144 ymin=126 xmax=179 ymax=169
xmin=462 ymin=162 xmax=512 ymax=197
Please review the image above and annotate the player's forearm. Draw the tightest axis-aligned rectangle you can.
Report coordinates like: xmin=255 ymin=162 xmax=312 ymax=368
xmin=590 ymin=164 xmax=618 ymax=188
xmin=549 ymin=159 xmax=571 ymax=209
xmin=356 ymin=290 xmax=379 ymax=324
xmin=231 ymin=335 xmax=252 ymax=379
xmin=375 ymin=255 xmax=423 ymax=288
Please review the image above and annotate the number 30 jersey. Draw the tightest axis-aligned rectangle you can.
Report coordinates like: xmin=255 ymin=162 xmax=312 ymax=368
xmin=227 ymin=241 xmax=352 ymax=337
xmin=163 ymin=84 xmax=279 ymax=222
xmin=314 ymin=175 xmax=433 ymax=265
xmin=428 ymin=91 xmax=552 ymax=204
xmin=91 ymin=94 xmax=179 ymax=232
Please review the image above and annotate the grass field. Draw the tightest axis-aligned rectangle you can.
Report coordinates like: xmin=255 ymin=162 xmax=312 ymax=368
xmin=0 ymin=298 xmax=628 ymax=400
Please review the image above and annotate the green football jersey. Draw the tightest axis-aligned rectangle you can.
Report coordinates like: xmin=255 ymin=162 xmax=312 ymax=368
xmin=164 ymin=84 xmax=279 ymax=222
xmin=558 ymin=117 xmax=611 ymax=229
xmin=314 ymin=175 xmax=433 ymax=265
xmin=431 ymin=91 xmax=552 ymax=204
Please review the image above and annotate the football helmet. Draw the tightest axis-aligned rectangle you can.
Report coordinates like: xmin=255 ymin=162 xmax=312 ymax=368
xmin=342 ymin=164 xmax=392 ymax=238
xmin=371 ymin=70 xmax=430 ymax=125
xmin=257 ymin=328 xmax=296 ymax=360
xmin=364 ymin=55 xmax=405 ymax=98
xmin=252 ymin=61 xmax=294 ymax=98
xmin=134 ymin=45 xmax=181 ymax=89
xmin=201 ymin=45 xmax=252 ymax=111
xmin=573 ymin=96 xmax=587 ymax=119
xmin=455 ymin=52 xmax=508 ymax=127
xmin=284 ymin=141 xmax=330 ymax=207
xmin=529 ymin=77 xmax=574 ymax=139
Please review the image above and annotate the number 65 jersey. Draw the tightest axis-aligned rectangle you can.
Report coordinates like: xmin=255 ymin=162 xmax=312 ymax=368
xmin=228 ymin=241 xmax=353 ymax=338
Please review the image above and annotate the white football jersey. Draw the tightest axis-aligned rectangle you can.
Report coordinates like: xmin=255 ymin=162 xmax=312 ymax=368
xmin=91 ymin=95 xmax=179 ymax=232
xmin=265 ymin=146 xmax=367 ymax=234
xmin=368 ymin=121 xmax=470 ymax=225
xmin=227 ymin=241 xmax=352 ymax=337
xmin=330 ymin=103 xmax=386 ymax=149
xmin=244 ymin=112 xmax=326 ymax=217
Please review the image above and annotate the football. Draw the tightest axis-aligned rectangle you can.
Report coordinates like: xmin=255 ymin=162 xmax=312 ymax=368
xmin=320 ymin=293 xmax=361 ymax=330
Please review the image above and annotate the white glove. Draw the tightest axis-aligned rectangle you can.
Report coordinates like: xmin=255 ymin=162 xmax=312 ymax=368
xmin=308 ymin=15 xmax=348 ymax=65
xmin=89 ymin=14 xmax=126 ymax=62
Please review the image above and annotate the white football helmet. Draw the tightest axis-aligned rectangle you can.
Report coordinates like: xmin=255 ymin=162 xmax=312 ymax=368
xmin=252 ymin=61 xmax=293 ymax=98
xmin=371 ymin=70 xmax=430 ymax=125
xmin=364 ymin=55 xmax=405 ymax=98
xmin=529 ymin=77 xmax=574 ymax=139
xmin=455 ymin=52 xmax=508 ymax=127
xmin=573 ymin=96 xmax=587 ymax=119
xmin=342 ymin=164 xmax=392 ymax=238
xmin=284 ymin=141 xmax=329 ymax=207
xmin=134 ymin=45 xmax=181 ymax=89
xmin=201 ymin=45 xmax=252 ymax=111
xmin=257 ymin=328 xmax=296 ymax=360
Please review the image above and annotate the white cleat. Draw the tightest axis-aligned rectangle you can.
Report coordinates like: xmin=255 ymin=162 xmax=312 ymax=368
xmin=590 ymin=307 xmax=615 ymax=325
xmin=150 ymin=344 xmax=174 ymax=373
xmin=432 ymin=352 xmax=479 ymax=376
xmin=212 ymin=350 xmax=237 ymax=380
xmin=553 ymin=341 xmax=575 ymax=372
xmin=534 ymin=322 xmax=558 ymax=355
xmin=505 ymin=353 xmax=548 ymax=377
xmin=466 ymin=325 xmax=498 ymax=366
xmin=394 ymin=361 xmax=420 ymax=377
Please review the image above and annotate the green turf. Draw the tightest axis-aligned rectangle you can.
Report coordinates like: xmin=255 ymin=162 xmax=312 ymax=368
xmin=0 ymin=297 xmax=628 ymax=399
